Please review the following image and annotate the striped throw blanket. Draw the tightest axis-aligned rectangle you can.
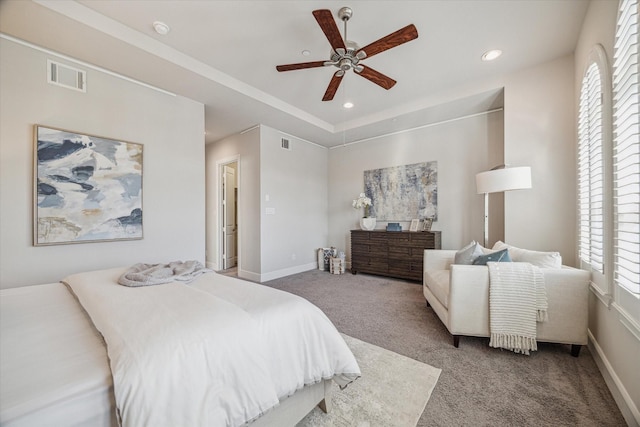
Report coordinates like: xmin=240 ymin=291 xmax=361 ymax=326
xmin=488 ymin=262 xmax=547 ymax=355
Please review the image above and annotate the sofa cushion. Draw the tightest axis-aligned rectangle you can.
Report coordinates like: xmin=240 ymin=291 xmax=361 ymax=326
xmin=454 ymin=241 xmax=484 ymax=265
xmin=493 ymin=241 xmax=562 ymax=269
xmin=424 ymin=270 xmax=450 ymax=309
xmin=472 ymin=248 xmax=512 ymax=265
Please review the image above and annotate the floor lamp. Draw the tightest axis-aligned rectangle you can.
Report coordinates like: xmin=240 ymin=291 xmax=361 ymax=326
xmin=475 ymin=165 xmax=532 ymax=247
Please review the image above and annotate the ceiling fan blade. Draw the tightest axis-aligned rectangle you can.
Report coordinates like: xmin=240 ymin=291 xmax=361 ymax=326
xmin=322 ymin=72 xmax=344 ymax=101
xmin=355 ymin=65 xmax=396 ymax=90
xmin=276 ymin=61 xmax=327 ymax=72
xmin=356 ymin=24 xmax=418 ymax=59
xmin=312 ymin=9 xmax=346 ymax=52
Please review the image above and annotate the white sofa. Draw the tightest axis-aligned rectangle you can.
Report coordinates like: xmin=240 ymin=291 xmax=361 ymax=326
xmin=423 ymin=249 xmax=591 ymax=356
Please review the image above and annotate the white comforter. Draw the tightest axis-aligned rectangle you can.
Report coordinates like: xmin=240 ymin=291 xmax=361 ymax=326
xmin=63 ymin=268 xmax=360 ymax=427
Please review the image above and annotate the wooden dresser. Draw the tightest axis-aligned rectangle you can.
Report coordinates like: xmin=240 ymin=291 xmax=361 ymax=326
xmin=350 ymin=230 xmax=442 ymax=281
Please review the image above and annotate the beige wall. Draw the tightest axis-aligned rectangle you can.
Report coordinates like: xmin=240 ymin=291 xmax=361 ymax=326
xmin=328 ymin=110 xmax=505 ymax=256
xmin=205 ymin=127 xmax=261 ymax=279
xmin=0 ymin=38 xmax=206 ymax=288
xmin=259 ymin=125 xmax=329 ymax=280
xmin=205 ymin=125 xmax=329 ymax=282
xmin=574 ymin=1 xmax=640 ymax=425
xmin=503 ymin=54 xmax=577 ymax=262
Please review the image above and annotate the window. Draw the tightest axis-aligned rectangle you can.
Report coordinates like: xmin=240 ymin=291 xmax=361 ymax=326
xmin=578 ymin=46 xmax=610 ymax=295
xmin=578 ymin=62 xmax=604 ymax=273
xmin=612 ymin=0 xmax=640 ymax=325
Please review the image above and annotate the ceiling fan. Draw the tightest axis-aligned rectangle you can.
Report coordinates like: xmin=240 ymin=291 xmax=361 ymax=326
xmin=276 ymin=7 xmax=418 ymax=101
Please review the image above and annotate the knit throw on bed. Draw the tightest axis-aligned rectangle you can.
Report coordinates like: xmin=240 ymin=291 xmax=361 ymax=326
xmin=118 ymin=261 xmax=211 ymax=287
xmin=488 ymin=262 xmax=548 ymax=355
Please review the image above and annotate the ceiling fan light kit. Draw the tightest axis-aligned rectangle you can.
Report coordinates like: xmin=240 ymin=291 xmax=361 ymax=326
xmin=276 ymin=6 xmax=418 ymax=101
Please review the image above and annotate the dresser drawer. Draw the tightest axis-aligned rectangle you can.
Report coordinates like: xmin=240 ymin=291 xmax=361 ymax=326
xmin=386 ymin=233 xmax=411 ymax=244
xmin=350 ymin=230 xmax=441 ymax=282
xmin=388 ymin=261 xmax=423 ymax=280
xmin=408 ymin=233 xmax=435 ymax=245
xmin=389 ymin=245 xmax=427 ymax=258
xmin=352 ymin=261 xmax=388 ymax=275
xmin=352 ymin=243 xmax=387 ymax=254
xmin=351 ymin=230 xmax=388 ymax=244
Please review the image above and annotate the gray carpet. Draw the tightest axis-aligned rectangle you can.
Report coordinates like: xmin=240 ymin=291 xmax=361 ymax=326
xmin=299 ymin=334 xmax=441 ymax=427
xmin=263 ymin=269 xmax=627 ymax=427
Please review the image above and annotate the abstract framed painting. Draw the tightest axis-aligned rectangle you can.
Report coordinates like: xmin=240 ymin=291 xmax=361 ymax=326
xmin=34 ymin=125 xmax=143 ymax=246
xmin=364 ymin=161 xmax=437 ymax=221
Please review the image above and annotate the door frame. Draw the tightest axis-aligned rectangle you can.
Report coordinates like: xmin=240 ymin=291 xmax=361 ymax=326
xmin=216 ymin=155 xmax=240 ymax=272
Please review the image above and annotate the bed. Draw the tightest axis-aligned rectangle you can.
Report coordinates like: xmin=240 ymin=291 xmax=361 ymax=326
xmin=0 ymin=267 xmax=361 ymax=427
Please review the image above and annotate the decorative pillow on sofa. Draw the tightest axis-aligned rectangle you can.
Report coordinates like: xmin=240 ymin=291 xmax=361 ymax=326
xmin=472 ymin=248 xmax=512 ymax=265
xmin=492 ymin=241 xmax=562 ymax=269
xmin=454 ymin=241 xmax=484 ymax=265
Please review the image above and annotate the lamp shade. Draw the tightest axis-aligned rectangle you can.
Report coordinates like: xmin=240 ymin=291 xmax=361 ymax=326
xmin=476 ymin=166 xmax=532 ymax=194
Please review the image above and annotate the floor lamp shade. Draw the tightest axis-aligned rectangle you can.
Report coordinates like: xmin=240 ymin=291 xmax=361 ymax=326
xmin=475 ymin=166 xmax=532 ymax=247
xmin=476 ymin=166 xmax=532 ymax=194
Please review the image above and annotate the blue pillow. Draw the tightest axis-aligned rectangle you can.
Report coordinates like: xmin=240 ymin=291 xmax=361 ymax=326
xmin=472 ymin=248 xmax=511 ymax=265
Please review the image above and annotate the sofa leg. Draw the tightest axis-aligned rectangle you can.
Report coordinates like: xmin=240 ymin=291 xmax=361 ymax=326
xmin=453 ymin=335 xmax=460 ymax=348
xmin=426 ymin=299 xmax=430 ymax=308
xmin=571 ymin=344 xmax=581 ymax=357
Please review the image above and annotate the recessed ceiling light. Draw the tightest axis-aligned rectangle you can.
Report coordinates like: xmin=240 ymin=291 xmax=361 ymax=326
xmin=302 ymin=50 xmax=311 ymax=56
xmin=153 ymin=21 xmax=170 ymax=35
xmin=343 ymin=102 xmax=354 ymax=109
xmin=481 ymin=49 xmax=502 ymax=61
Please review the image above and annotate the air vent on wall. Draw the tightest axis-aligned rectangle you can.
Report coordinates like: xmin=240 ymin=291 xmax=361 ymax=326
xmin=281 ymin=137 xmax=291 ymax=150
xmin=47 ymin=60 xmax=86 ymax=92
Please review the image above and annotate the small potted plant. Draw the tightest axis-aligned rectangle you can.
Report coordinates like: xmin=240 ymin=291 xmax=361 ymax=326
xmin=352 ymin=193 xmax=376 ymax=230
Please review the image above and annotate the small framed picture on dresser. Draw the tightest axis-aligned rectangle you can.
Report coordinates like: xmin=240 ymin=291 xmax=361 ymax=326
xmin=409 ymin=219 xmax=420 ymax=232
xmin=423 ymin=218 xmax=433 ymax=231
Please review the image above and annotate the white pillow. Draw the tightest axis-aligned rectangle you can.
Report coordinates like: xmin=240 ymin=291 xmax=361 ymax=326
xmin=454 ymin=241 xmax=484 ymax=265
xmin=492 ymin=241 xmax=562 ymax=269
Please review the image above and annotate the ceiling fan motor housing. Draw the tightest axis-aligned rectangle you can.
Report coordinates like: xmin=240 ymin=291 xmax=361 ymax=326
xmin=329 ymin=40 xmax=364 ymax=71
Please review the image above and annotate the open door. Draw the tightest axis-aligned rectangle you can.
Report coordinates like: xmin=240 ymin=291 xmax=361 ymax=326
xmin=222 ymin=164 xmax=237 ymax=269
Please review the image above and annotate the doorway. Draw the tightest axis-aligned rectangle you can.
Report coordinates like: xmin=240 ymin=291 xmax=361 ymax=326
xmin=219 ymin=159 xmax=239 ymax=275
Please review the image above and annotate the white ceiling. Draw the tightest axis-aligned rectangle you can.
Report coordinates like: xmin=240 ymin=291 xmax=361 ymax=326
xmin=0 ymin=0 xmax=589 ymax=147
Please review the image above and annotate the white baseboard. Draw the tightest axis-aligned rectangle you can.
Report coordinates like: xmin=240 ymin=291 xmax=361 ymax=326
xmin=238 ymin=269 xmax=261 ymax=283
xmin=588 ymin=330 xmax=640 ymax=427
xmin=234 ymin=264 xmax=316 ymax=283
xmin=259 ymin=262 xmax=317 ymax=283
xmin=206 ymin=260 xmax=218 ymax=271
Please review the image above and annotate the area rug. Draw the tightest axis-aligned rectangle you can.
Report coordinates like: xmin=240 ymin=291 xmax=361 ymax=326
xmin=298 ymin=334 xmax=441 ymax=427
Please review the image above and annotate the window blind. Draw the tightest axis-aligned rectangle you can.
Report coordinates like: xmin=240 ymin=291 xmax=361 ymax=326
xmin=613 ymin=0 xmax=640 ymax=305
xmin=578 ymin=62 xmax=605 ymax=275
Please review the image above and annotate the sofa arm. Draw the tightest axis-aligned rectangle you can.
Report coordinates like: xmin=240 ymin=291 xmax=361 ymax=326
xmin=536 ymin=267 xmax=591 ymax=344
xmin=424 ymin=250 xmax=456 ymax=271
xmin=448 ymin=265 xmax=491 ymax=336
